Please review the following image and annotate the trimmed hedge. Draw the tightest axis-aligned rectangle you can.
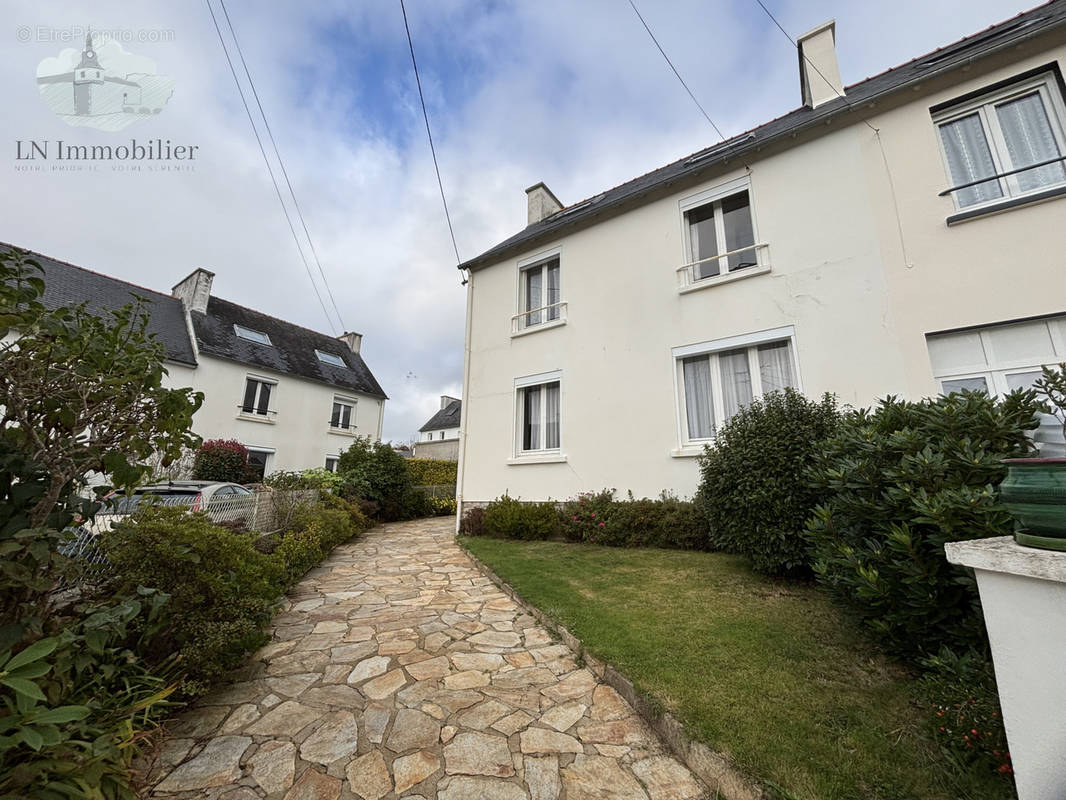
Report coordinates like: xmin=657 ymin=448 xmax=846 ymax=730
xmin=483 ymin=495 xmax=559 ymax=540
xmin=697 ymin=389 xmax=841 ymax=576
xmin=405 ymin=458 xmax=457 ymax=487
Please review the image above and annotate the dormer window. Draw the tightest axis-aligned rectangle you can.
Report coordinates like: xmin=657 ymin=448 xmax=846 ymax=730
xmin=316 ymin=350 xmax=346 ymax=368
xmin=234 ymin=325 xmax=271 ymax=346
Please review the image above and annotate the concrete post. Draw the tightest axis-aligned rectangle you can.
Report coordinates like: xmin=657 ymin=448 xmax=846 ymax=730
xmin=945 ymin=536 xmax=1066 ymax=799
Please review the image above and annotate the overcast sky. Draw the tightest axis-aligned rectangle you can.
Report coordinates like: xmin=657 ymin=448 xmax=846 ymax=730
xmin=1 ymin=0 xmax=1034 ymax=441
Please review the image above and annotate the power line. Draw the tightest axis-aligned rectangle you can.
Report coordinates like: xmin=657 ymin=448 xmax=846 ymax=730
xmin=218 ymin=0 xmax=347 ymax=332
xmin=205 ymin=0 xmax=338 ymax=334
xmin=627 ymin=0 xmax=727 ymax=141
xmin=398 ymin=0 xmax=464 ymax=276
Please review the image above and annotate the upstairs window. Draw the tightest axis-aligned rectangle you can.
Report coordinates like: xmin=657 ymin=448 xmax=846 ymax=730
xmin=330 ymin=397 xmax=356 ymax=430
xmin=935 ymin=71 xmax=1066 ymax=210
xmin=316 ymin=349 xmax=346 ymax=368
xmin=234 ymin=324 xmax=272 ymax=346
xmin=685 ymin=190 xmax=757 ymax=279
xmin=241 ymin=377 xmax=275 ymax=417
xmin=520 ymin=257 xmax=561 ymax=328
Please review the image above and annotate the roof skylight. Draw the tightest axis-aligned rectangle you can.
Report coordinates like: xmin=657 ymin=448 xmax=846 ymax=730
xmin=234 ymin=324 xmax=271 ymax=346
xmin=315 ymin=349 xmax=347 ymax=368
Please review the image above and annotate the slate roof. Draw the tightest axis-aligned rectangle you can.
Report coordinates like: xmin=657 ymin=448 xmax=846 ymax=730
xmin=191 ymin=296 xmax=387 ymax=399
xmin=419 ymin=399 xmax=461 ymax=432
xmin=459 ymin=1 xmax=1066 ymax=271
xmin=1 ymin=243 xmax=198 ymax=366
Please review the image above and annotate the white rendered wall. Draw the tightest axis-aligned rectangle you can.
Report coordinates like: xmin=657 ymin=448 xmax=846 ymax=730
xmin=459 ymin=37 xmax=1066 ymax=505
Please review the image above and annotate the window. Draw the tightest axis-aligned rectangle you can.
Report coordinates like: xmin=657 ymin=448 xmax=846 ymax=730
xmin=439 ymin=431 xmax=445 ymax=440
xmin=325 ymin=456 xmax=339 ymax=472
xmin=234 ymin=324 xmax=272 ymax=346
xmin=241 ymin=377 xmax=275 ymax=417
xmin=519 ymin=257 xmax=561 ymax=329
xmin=516 ymin=375 xmax=561 ymax=454
xmin=675 ymin=331 xmax=798 ymax=446
xmin=245 ymin=448 xmax=272 ymax=481
xmin=316 ymin=349 xmax=346 ymax=368
xmin=330 ymin=397 xmax=356 ymax=430
xmin=685 ymin=191 xmax=757 ymax=279
xmin=935 ymin=72 xmax=1066 ymax=210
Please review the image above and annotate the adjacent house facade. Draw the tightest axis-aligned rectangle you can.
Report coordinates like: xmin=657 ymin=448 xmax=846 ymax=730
xmin=456 ymin=4 xmax=1066 ymax=512
xmin=12 ymin=245 xmax=387 ymax=479
xmin=413 ymin=396 xmax=461 ymax=460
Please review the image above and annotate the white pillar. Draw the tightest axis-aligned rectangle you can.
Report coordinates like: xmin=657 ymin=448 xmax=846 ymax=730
xmin=945 ymin=536 xmax=1066 ymax=799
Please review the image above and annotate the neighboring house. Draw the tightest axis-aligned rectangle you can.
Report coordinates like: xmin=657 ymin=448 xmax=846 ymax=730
xmin=456 ymin=5 xmax=1066 ymax=512
xmin=413 ymin=396 xmax=461 ymax=460
xmin=7 ymin=244 xmax=387 ymax=479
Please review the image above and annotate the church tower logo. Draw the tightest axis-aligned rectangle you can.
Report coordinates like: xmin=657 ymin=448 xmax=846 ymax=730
xmin=36 ymin=32 xmax=174 ymax=132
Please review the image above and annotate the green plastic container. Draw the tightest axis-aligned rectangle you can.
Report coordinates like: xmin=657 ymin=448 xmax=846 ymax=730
xmin=1000 ymin=458 xmax=1066 ymax=551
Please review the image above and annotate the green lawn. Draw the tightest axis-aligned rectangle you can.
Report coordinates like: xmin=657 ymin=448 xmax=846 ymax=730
xmin=461 ymin=537 xmax=1012 ymax=800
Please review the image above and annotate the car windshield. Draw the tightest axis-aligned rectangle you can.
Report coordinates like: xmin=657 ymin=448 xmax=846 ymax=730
xmin=107 ymin=490 xmax=200 ymax=514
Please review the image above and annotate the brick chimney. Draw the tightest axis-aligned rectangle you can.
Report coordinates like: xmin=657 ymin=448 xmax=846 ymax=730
xmin=798 ymin=21 xmax=844 ymax=109
xmin=339 ymin=331 xmax=362 ymax=354
xmin=526 ymin=182 xmax=563 ymax=226
xmin=171 ymin=268 xmax=214 ymax=314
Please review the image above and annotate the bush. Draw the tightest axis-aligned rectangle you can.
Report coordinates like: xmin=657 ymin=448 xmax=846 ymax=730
xmin=405 ymin=458 xmax=458 ymax=487
xmin=318 ymin=491 xmax=371 ymax=531
xmin=603 ymin=494 xmax=708 ymax=549
xmin=102 ymin=507 xmax=284 ymax=696
xmin=192 ymin=439 xmax=249 ymax=484
xmin=273 ymin=506 xmax=360 ymax=581
xmin=919 ymin=648 xmax=1012 ymax=781
xmin=427 ymin=496 xmax=458 ymax=516
xmin=558 ymin=489 xmax=616 ymax=543
xmin=337 ymin=436 xmax=416 ymax=521
xmin=458 ymin=506 xmax=486 ymax=536
xmin=483 ymin=495 xmax=559 ymax=540
xmin=806 ymin=390 xmax=1042 ymax=659
xmin=697 ymin=389 xmax=841 ymax=575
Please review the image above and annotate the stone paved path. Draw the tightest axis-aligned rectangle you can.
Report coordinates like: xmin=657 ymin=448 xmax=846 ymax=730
xmin=143 ymin=517 xmax=706 ymax=800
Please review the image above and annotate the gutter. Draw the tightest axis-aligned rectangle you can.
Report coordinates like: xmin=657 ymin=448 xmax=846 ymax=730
xmin=454 ymin=270 xmax=474 ymax=534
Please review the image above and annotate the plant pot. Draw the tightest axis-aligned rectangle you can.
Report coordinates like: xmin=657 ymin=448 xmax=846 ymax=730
xmin=1000 ymin=458 xmax=1066 ymax=551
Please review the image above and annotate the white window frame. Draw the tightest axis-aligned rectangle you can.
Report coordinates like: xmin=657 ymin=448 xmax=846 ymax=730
xmin=671 ymin=326 xmax=801 ymax=456
xmin=244 ymin=445 xmax=275 ymax=481
xmin=934 ymin=71 xmax=1066 ymax=212
xmin=234 ymin=324 xmax=272 ymax=346
xmin=513 ymin=247 xmax=566 ymax=336
xmin=329 ymin=395 xmax=357 ymax=434
xmin=677 ymin=176 xmax=770 ymax=293
xmin=238 ymin=374 xmax=277 ymax=422
xmin=324 ymin=455 xmax=340 ymax=473
xmin=315 ymin=349 xmax=347 ymax=368
xmin=509 ymin=370 xmax=565 ymax=464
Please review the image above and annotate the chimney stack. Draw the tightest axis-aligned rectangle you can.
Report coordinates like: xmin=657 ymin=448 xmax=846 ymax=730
xmin=440 ymin=395 xmax=460 ymax=410
xmin=340 ymin=331 xmax=362 ymax=354
xmin=798 ymin=21 xmax=844 ymax=109
xmin=172 ymin=268 xmax=214 ymax=314
xmin=526 ymin=182 xmax=563 ymax=226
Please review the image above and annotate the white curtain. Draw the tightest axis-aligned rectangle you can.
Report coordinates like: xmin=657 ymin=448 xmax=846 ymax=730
xmin=939 ymin=113 xmax=1003 ymax=207
xmin=683 ymin=357 xmax=714 ymax=439
xmin=758 ymin=342 xmax=795 ymax=393
xmin=524 ymin=386 xmax=541 ymax=450
xmin=544 ymin=382 xmax=560 ymax=448
xmin=546 ymin=262 xmax=560 ymax=321
xmin=719 ymin=349 xmax=753 ymax=420
xmin=996 ymin=92 xmax=1066 ymax=192
xmin=525 ymin=268 xmax=543 ymax=326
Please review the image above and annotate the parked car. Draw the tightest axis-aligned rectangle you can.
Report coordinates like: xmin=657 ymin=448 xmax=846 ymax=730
xmin=86 ymin=481 xmax=255 ymax=532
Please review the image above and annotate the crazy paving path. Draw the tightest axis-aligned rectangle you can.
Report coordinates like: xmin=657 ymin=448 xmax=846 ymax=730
xmin=143 ymin=517 xmax=706 ymax=800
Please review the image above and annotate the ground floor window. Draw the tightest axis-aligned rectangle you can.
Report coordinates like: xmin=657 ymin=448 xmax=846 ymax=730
xmin=245 ymin=447 xmax=273 ymax=481
xmin=515 ymin=372 xmax=561 ymax=454
xmin=325 ymin=456 xmax=339 ymax=472
xmin=674 ymin=328 xmax=798 ymax=446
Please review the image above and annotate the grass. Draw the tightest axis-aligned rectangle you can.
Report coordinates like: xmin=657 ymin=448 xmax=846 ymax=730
xmin=461 ymin=537 xmax=1013 ymax=800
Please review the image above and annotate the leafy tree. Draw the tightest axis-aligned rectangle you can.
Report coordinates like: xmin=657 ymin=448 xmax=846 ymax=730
xmin=336 ymin=436 xmax=415 ymax=520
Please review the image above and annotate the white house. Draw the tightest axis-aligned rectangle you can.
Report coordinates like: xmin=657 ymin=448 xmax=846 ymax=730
xmin=456 ymin=4 xmax=1066 ymax=513
xmin=12 ymin=245 xmax=387 ymax=478
xmin=413 ymin=396 xmax=461 ymax=461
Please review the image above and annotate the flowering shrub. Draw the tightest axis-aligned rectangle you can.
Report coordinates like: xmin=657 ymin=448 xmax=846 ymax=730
xmin=192 ymin=439 xmax=249 ymax=483
xmin=559 ymin=489 xmax=616 ymax=543
xmin=920 ymin=648 xmax=1012 ymax=781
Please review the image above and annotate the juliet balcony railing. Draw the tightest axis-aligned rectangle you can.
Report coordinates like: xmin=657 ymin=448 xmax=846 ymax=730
xmin=511 ymin=301 xmax=568 ymax=335
xmin=675 ymin=243 xmax=771 ymax=290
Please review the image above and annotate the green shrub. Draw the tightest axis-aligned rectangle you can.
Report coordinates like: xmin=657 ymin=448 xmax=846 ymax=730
xmin=192 ymin=439 xmax=248 ymax=484
xmin=272 ymin=527 xmax=327 ymax=582
xmin=604 ymin=494 xmax=708 ymax=549
xmin=483 ymin=495 xmax=559 ymax=540
xmin=697 ymin=389 xmax=841 ymax=575
xmin=558 ymin=489 xmax=617 ymax=542
xmin=318 ymin=491 xmax=372 ymax=531
xmin=806 ymin=390 xmax=1041 ymax=659
xmin=405 ymin=458 xmax=458 ymax=487
xmin=427 ymin=496 xmax=458 ymax=516
xmin=337 ymin=436 xmax=416 ymax=521
xmin=102 ymin=507 xmax=283 ymax=696
xmin=919 ymin=648 xmax=1012 ymax=782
